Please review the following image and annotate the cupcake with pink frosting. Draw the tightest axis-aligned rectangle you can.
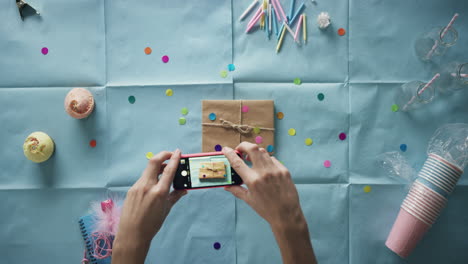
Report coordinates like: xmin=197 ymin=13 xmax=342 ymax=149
xmin=64 ymin=88 xmax=95 ymax=119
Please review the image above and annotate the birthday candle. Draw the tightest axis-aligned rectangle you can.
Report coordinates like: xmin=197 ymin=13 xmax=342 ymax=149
xmin=246 ymin=10 xmax=263 ymax=33
xmin=289 ymin=0 xmax=295 ymax=21
xmin=284 ymin=22 xmax=296 ymax=39
xmin=277 ymin=23 xmax=285 ymax=40
xmin=260 ymin=0 xmax=267 ymax=29
xmin=274 ymin=0 xmax=288 ymax=23
xmin=272 ymin=7 xmax=279 ymax=36
xmin=290 ymin=1 xmax=305 ymax=26
xmin=268 ymin=3 xmax=272 ymax=35
xmin=276 ymin=25 xmax=287 ymax=53
xmin=303 ymin=14 xmax=307 ymax=44
xmin=239 ymin=0 xmax=259 ymax=21
xmin=270 ymin=0 xmax=282 ymax=22
xmin=247 ymin=6 xmax=263 ymax=28
xmin=294 ymin=15 xmax=303 ymax=41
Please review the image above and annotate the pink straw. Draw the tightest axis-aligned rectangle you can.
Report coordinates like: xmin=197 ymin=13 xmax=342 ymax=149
xmin=294 ymin=15 xmax=303 ymax=41
xmin=271 ymin=0 xmax=281 ymax=22
xmin=426 ymin=14 xmax=459 ymax=60
xmin=274 ymin=0 xmax=288 ymax=23
xmin=451 ymin=73 xmax=468 ymax=78
xmin=402 ymin=73 xmax=440 ymax=111
xmin=246 ymin=9 xmax=264 ymax=33
xmin=418 ymin=73 xmax=440 ymax=96
xmin=425 ymin=40 xmax=439 ymax=60
xmin=441 ymin=13 xmax=459 ymax=39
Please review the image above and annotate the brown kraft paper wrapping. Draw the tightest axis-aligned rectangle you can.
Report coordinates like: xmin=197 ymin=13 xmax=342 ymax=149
xmin=202 ymin=100 xmax=275 ymax=153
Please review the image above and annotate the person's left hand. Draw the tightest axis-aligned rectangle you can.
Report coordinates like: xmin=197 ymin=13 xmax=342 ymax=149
xmin=113 ymin=150 xmax=187 ymax=263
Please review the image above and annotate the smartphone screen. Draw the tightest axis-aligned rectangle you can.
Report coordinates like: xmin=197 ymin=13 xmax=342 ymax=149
xmin=173 ymin=154 xmax=243 ymax=190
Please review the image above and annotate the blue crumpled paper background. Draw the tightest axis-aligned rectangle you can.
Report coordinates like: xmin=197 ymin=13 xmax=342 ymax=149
xmin=1 ymin=0 xmax=468 ymax=263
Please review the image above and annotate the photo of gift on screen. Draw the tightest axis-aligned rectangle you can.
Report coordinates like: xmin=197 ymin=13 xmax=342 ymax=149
xmin=189 ymin=155 xmax=232 ymax=188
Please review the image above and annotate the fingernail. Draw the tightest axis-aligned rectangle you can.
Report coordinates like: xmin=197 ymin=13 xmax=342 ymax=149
xmin=175 ymin=149 xmax=180 ymax=154
xmin=223 ymin=147 xmax=232 ymax=152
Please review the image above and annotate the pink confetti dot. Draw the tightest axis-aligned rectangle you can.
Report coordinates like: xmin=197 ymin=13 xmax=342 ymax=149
xmin=339 ymin=133 xmax=347 ymax=140
xmin=255 ymin=136 xmax=263 ymax=144
xmin=41 ymin=47 xmax=48 ymax=55
xmin=241 ymin=105 xmax=249 ymax=113
xmin=162 ymin=55 xmax=169 ymax=63
xmin=324 ymin=160 xmax=331 ymax=168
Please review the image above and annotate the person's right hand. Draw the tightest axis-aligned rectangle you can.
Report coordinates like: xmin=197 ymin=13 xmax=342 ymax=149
xmin=223 ymin=142 xmax=317 ymax=264
xmin=222 ymin=142 xmax=305 ymax=230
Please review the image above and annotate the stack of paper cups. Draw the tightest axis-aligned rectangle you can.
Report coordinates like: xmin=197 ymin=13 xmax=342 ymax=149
xmin=386 ymin=154 xmax=463 ymax=258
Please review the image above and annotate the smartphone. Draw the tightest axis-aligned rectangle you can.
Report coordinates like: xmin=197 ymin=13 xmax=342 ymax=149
xmin=173 ymin=151 xmax=243 ymax=190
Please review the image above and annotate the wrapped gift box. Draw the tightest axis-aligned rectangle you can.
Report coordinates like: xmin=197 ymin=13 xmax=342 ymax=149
xmin=202 ymin=100 xmax=275 ymax=153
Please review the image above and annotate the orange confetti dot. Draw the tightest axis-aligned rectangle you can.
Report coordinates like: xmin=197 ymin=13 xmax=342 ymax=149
xmin=338 ymin=28 xmax=346 ymax=36
xmin=144 ymin=47 xmax=152 ymax=55
xmin=277 ymin=112 xmax=284 ymax=120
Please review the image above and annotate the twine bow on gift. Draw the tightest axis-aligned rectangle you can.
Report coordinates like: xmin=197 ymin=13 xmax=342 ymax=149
xmin=203 ymin=118 xmax=275 ymax=134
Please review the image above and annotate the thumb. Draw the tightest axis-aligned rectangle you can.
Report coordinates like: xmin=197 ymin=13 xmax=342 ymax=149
xmin=224 ymin=185 xmax=249 ymax=202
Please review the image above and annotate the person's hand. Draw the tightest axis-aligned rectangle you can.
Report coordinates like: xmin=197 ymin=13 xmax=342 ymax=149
xmin=222 ymin=143 xmax=304 ymax=230
xmin=223 ymin=142 xmax=317 ymax=264
xmin=112 ymin=150 xmax=187 ymax=264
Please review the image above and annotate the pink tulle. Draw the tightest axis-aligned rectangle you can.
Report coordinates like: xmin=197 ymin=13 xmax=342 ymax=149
xmin=90 ymin=197 xmax=122 ymax=236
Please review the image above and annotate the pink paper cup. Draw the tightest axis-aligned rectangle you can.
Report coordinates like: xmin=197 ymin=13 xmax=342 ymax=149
xmin=386 ymin=208 xmax=431 ymax=258
xmin=401 ymin=183 xmax=448 ymax=227
xmin=406 ymin=191 xmax=443 ymax=217
xmin=412 ymin=181 xmax=447 ymax=204
xmin=406 ymin=186 xmax=446 ymax=211
xmin=402 ymin=195 xmax=438 ymax=225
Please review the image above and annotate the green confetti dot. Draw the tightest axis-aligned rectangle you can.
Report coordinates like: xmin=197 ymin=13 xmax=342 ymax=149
xmin=294 ymin=78 xmax=302 ymax=85
xmin=253 ymin=127 xmax=261 ymax=134
xmin=220 ymin=70 xmax=228 ymax=78
xmin=391 ymin=104 xmax=399 ymax=112
xmin=128 ymin=95 xmax=136 ymax=104
xmin=179 ymin=117 xmax=186 ymax=125
xmin=317 ymin=93 xmax=325 ymax=101
xmin=181 ymin=107 xmax=189 ymax=115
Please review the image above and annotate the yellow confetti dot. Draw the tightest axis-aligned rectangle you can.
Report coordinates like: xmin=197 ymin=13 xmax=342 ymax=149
xmin=277 ymin=112 xmax=284 ymax=120
xmin=253 ymin=127 xmax=261 ymax=134
xmin=305 ymin=138 xmax=313 ymax=146
xmin=363 ymin=185 xmax=372 ymax=193
xmin=165 ymin=89 xmax=173 ymax=96
xmin=146 ymin=152 xmax=154 ymax=160
xmin=288 ymin=128 xmax=296 ymax=136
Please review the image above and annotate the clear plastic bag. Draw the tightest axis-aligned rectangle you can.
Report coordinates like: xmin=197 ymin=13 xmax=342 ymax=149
xmin=377 ymin=151 xmax=417 ymax=185
xmin=427 ymin=123 xmax=468 ymax=170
